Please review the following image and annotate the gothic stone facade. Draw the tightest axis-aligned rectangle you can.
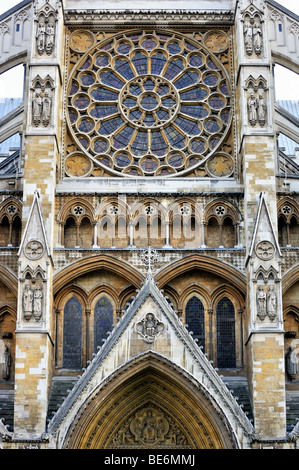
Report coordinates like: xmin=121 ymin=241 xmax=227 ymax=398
xmin=0 ymin=0 xmax=299 ymax=449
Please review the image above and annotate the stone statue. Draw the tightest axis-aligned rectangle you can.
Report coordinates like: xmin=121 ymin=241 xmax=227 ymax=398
xmin=42 ymin=92 xmax=52 ymax=126
xmin=248 ymin=93 xmax=257 ymax=125
xmin=267 ymin=285 xmax=277 ymax=321
xmin=46 ymin=22 xmax=55 ymax=54
xmin=257 ymin=93 xmax=267 ymax=126
xmin=136 ymin=312 xmax=164 ymax=343
xmin=2 ymin=345 xmax=11 ymax=380
xmin=23 ymin=284 xmax=34 ymax=321
xmin=36 ymin=22 xmax=46 ymax=54
xmin=257 ymin=285 xmax=266 ymax=320
xmin=32 ymin=91 xmax=43 ymax=126
xmin=253 ymin=22 xmax=263 ymax=55
xmin=33 ymin=285 xmax=43 ymax=322
xmin=244 ymin=20 xmax=253 ymax=55
xmin=286 ymin=344 xmax=298 ymax=380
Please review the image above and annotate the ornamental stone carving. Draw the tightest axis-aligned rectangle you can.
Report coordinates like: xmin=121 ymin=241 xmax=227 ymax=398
xmin=256 ymin=285 xmax=266 ymax=321
xmin=256 ymin=284 xmax=277 ymax=322
xmin=255 ymin=241 xmax=275 ymax=260
xmin=23 ymin=282 xmax=43 ymax=322
xmin=31 ymin=75 xmax=54 ymax=128
xmin=136 ymin=312 xmax=164 ymax=343
xmin=24 ymin=240 xmax=44 ymax=260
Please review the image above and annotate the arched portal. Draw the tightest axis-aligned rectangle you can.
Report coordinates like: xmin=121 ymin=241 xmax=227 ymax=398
xmin=62 ymin=354 xmax=238 ymax=449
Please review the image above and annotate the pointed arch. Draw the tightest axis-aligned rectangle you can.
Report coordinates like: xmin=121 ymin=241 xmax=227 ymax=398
xmin=58 ymin=352 xmax=241 ymax=449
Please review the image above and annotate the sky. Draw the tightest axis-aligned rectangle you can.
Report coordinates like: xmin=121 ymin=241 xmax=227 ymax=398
xmin=0 ymin=0 xmax=298 ymax=100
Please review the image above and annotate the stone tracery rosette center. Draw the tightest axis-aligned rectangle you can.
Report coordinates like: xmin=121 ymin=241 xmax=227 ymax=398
xmin=67 ymin=30 xmax=232 ymax=177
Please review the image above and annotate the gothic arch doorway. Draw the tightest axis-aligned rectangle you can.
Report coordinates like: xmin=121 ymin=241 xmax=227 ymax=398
xmin=62 ymin=354 xmax=238 ymax=449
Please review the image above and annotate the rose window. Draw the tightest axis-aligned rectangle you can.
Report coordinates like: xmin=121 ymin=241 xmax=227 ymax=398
xmin=67 ymin=30 xmax=232 ymax=177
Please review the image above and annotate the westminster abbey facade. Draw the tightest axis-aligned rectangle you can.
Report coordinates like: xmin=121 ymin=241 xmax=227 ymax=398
xmin=0 ymin=0 xmax=299 ymax=449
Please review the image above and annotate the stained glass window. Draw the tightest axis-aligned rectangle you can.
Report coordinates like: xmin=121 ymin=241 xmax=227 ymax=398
xmin=63 ymin=297 xmax=82 ymax=369
xmin=67 ymin=30 xmax=232 ymax=176
xmin=185 ymin=296 xmax=205 ymax=352
xmin=216 ymin=297 xmax=236 ymax=368
xmin=94 ymin=297 xmax=113 ymax=353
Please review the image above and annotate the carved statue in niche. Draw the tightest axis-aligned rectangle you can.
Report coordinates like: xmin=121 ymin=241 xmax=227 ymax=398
xmin=257 ymin=93 xmax=267 ymax=126
xmin=286 ymin=344 xmax=299 ymax=380
xmin=253 ymin=21 xmax=263 ymax=55
xmin=267 ymin=285 xmax=277 ymax=321
xmin=256 ymin=285 xmax=266 ymax=320
xmin=42 ymin=92 xmax=52 ymax=126
xmin=32 ymin=91 xmax=43 ymax=126
xmin=136 ymin=313 xmax=164 ymax=343
xmin=248 ymin=93 xmax=257 ymax=125
xmin=1 ymin=345 xmax=11 ymax=380
xmin=36 ymin=18 xmax=55 ymax=55
xmin=244 ymin=20 xmax=253 ymax=55
xmin=36 ymin=21 xmax=46 ymax=54
xmin=33 ymin=285 xmax=43 ymax=322
xmin=32 ymin=89 xmax=52 ymax=128
xmin=45 ymin=22 xmax=55 ymax=54
xmin=23 ymin=283 xmax=34 ymax=321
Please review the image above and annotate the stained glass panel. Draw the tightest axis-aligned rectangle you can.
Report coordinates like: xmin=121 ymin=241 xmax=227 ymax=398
xmin=185 ymin=296 xmax=205 ymax=352
xmin=63 ymin=297 xmax=82 ymax=369
xmin=94 ymin=297 xmax=113 ymax=353
xmin=216 ymin=297 xmax=236 ymax=368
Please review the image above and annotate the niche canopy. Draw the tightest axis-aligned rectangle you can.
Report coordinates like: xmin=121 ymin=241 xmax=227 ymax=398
xmin=67 ymin=30 xmax=232 ymax=177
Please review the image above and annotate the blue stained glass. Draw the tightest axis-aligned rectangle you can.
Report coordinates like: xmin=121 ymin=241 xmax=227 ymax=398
xmin=141 ymin=157 xmax=158 ymax=172
xmin=115 ymin=152 xmax=131 ymax=167
xmin=132 ymin=52 xmax=148 ymax=75
xmin=203 ymin=73 xmax=219 ymax=87
xmin=143 ymin=79 xmax=156 ymax=90
xmin=210 ymin=136 xmax=221 ymax=148
xmin=164 ymin=59 xmax=184 ymax=80
xmin=209 ymin=96 xmax=225 ymax=109
xmin=167 ymin=42 xmax=182 ymax=54
xmin=69 ymin=109 xmax=78 ymax=124
xmin=102 ymin=41 xmax=113 ymax=50
xmin=98 ymin=116 xmax=124 ymax=135
xmin=221 ymin=109 xmax=230 ymax=123
xmin=113 ymin=125 xmax=134 ymax=148
xmin=151 ymin=131 xmax=168 ymax=156
xmin=117 ymin=42 xmax=132 ymax=54
xmin=216 ymin=297 xmax=236 ymax=368
xmin=129 ymin=109 xmax=143 ymax=121
xmin=185 ymin=41 xmax=198 ymax=50
xmin=78 ymin=118 xmax=94 ymax=133
xmin=175 ymin=116 xmax=200 ymax=135
xmin=97 ymin=156 xmax=112 ymax=167
xmin=157 ymin=84 xmax=169 ymax=96
xmin=80 ymin=73 xmax=95 ymax=87
xmin=93 ymin=138 xmax=108 ymax=153
xmin=180 ymin=86 xmax=208 ymax=100
xmin=141 ymin=37 xmax=157 ymax=50
xmin=156 ymin=109 xmax=169 ymax=121
xmin=220 ymin=83 xmax=229 ymax=96
xmin=168 ymin=153 xmax=184 ymax=167
xmin=114 ymin=58 xmax=135 ymax=80
xmin=185 ymin=296 xmax=205 ymax=351
xmin=131 ymin=131 xmax=148 ymax=156
xmin=78 ymin=136 xmax=89 ymax=149
xmin=140 ymin=95 xmax=159 ymax=110
xmin=73 ymin=95 xmax=90 ymax=109
xmin=123 ymin=97 xmax=137 ymax=108
xmin=70 ymin=81 xmax=79 ymax=95
xmin=129 ymin=84 xmax=142 ymax=96
xmin=94 ymin=297 xmax=113 ymax=353
xmin=90 ymin=87 xmax=118 ymax=101
xmin=190 ymin=54 xmax=203 ymax=67
xmin=90 ymin=105 xmax=118 ymax=118
xmin=151 ymin=52 xmax=166 ymax=75
xmin=164 ymin=126 xmax=186 ymax=148
xmin=181 ymin=105 xmax=208 ymax=118
xmin=174 ymin=71 xmax=199 ymax=89
xmin=143 ymin=113 xmax=156 ymax=127
xmin=100 ymin=71 xmax=124 ymax=89
xmin=80 ymin=58 xmax=91 ymax=70
xmin=162 ymin=97 xmax=176 ymax=108
xmin=207 ymin=59 xmax=218 ymax=70
xmin=191 ymin=138 xmax=206 ymax=153
xmin=204 ymin=119 xmax=220 ymax=133
xmin=63 ymin=297 xmax=82 ymax=369
xmin=95 ymin=55 xmax=109 ymax=67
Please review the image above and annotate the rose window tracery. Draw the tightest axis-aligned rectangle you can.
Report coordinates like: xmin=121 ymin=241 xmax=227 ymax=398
xmin=67 ymin=30 xmax=232 ymax=177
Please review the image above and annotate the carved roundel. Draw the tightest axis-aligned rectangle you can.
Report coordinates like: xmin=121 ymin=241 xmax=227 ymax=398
xmin=255 ymin=240 xmax=275 ymax=260
xmin=24 ymin=240 xmax=44 ymax=260
xmin=66 ymin=30 xmax=232 ymax=177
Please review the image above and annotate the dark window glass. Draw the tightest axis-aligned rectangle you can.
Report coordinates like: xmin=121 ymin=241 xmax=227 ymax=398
xmin=185 ymin=296 xmax=205 ymax=352
xmin=216 ymin=297 xmax=236 ymax=368
xmin=63 ymin=297 xmax=82 ymax=369
xmin=94 ymin=297 xmax=113 ymax=352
